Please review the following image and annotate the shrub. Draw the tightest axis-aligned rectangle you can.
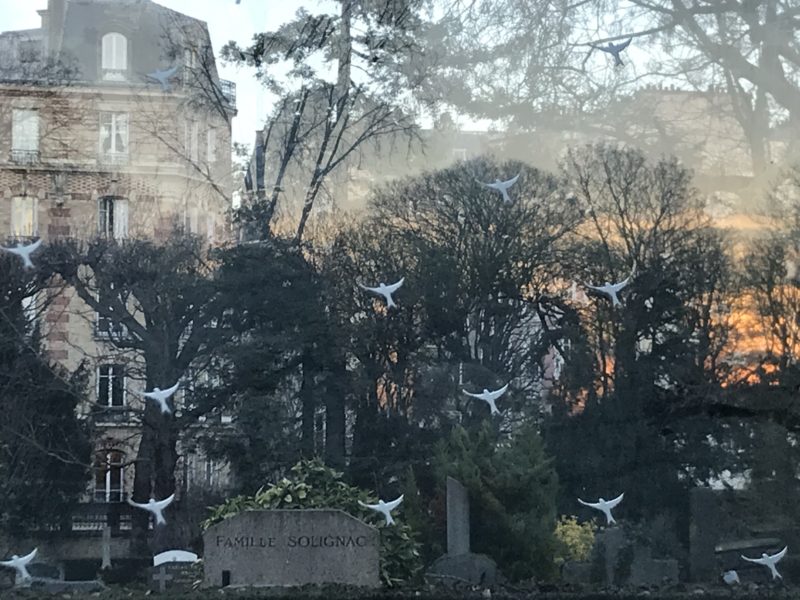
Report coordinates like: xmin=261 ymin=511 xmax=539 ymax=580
xmin=202 ymin=459 xmax=421 ymax=586
xmin=554 ymin=515 xmax=596 ymax=566
xmin=434 ymin=422 xmax=559 ymax=581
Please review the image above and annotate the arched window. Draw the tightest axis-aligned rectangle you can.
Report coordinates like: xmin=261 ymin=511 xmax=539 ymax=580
xmin=101 ymin=32 xmax=127 ymax=80
xmin=94 ymin=450 xmax=125 ymax=502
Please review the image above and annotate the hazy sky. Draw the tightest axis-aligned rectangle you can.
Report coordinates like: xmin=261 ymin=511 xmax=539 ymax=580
xmin=0 ymin=0 xmax=323 ymax=148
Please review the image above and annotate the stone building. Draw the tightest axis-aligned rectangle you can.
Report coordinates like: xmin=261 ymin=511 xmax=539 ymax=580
xmin=0 ymin=0 xmax=235 ymax=562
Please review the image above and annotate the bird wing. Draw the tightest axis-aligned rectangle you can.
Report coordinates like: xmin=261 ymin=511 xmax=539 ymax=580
xmin=358 ymin=282 xmax=380 ymax=293
xmin=383 ymin=278 xmax=405 ymax=294
xmin=165 ymin=65 xmax=179 ymax=77
xmin=358 ymin=500 xmax=380 ymax=510
xmin=127 ymin=498 xmax=147 ymax=509
xmin=578 ymin=498 xmax=600 ymax=509
xmin=162 ymin=382 xmax=180 ymax=397
xmin=0 ymin=559 xmax=14 ymax=567
xmin=462 ymin=389 xmax=483 ymax=399
xmin=383 ymin=495 xmax=404 ymax=511
xmin=616 ymin=37 xmax=632 ymax=51
xmin=478 ymin=179 xmax=500 ymax=191
xmin=18 ymin=549 xmax=36 ymax=564
xmin=153 ymin=494 xmax=175 ymax=510
xmin=584 ymin=283 xmax=608 ymax=293
xmin=502 ymin=173 xmax=520 ymax=187
xmin=487 ymin=383 xmax=509 ymax=401
xmin=771 ymin=546 xmax=788 ymax=561
xmin=741 ymin=555 xmax=766 ymax=565
xmin=605 ymin=492 xmax=624 ymax=509
xmin=25 ymin=239 xmax=42 ymax=253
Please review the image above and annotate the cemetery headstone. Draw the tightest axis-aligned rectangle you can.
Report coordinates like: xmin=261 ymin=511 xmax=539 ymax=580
xmin=153 ymin=550 xmax=198 ymax=567
xmin=446 ymin=477 xmax=470 ymax=556
xmin=425 ymin=476 xmax=499 ymax=587
xmin=689 ymin=487 xmax=720 ymax=582
xmin=203 ymin=509 xmax=380 ymax=588
xmin=148 ymin=562 xmax=199 ymax=594
xmin=101 ymin=526 xmax=112 ymax=570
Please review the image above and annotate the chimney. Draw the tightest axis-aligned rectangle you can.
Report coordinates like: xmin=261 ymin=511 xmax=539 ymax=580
xmin=42 ymin=0 xmax=67 ymax=56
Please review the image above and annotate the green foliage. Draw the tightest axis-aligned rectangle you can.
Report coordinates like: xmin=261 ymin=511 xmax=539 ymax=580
xmin=553 ymin=515 xmax=596 ymax=566
xmin=0 ymin=257 xmax=91 ymax=534
xmin=434 ymin=423 xmax=559 ymax=581
xmin=203 ymin=459 xmax=421 ymax=586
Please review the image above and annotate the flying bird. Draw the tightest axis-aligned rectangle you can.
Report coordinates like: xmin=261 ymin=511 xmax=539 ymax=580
xmin=358 ymin=278 xmax=404 ymax=309
xmin=479 ymin=174 xmax=520 ymax=203
xmin=463 ymin=383 xmax=509 ymax=416
xmin=146 ymin=65 xmax=179 ymax=92
xmin=722 ymin=570 xmax=740 ymax=585
xmin=592 ymin=37 xmax=633 ymax=67
xmin=741 ymin=546 xmax=787 ymax=580
xmin=0 ymin=548 xmax=37 ymax=584
xmin=578 ymin=493 xmax=624 ymax=525
xmin=1 ymin=239 xmax=42 ymax=269
xmin=584 ymin=264 xmax=636 ymax=307
xmin=128 ymin=494 xmax=175 ymax=526
xmin=138 ymin=382 xmax=180 ymax=414
xmin=358 ymin=495 xmax=404 ymax=526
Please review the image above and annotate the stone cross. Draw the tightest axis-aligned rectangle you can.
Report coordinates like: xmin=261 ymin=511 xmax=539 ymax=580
xmin=446 ymin=476 xmax=470 ymax=556
xmin=152 ymin=566 xmax=173 ymax=592
xmin=101 ymin=526 xmax=112 ymax=569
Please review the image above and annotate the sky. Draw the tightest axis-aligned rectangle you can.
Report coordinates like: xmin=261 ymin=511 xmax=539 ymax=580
xmin=0 ymin=0 xmax=318 ymax=148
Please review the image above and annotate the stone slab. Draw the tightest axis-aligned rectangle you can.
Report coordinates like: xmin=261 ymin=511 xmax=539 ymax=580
xmin=426 ymin=552 xmax=497 ymax=586
xmin=29 ymin=578 xmax=105 ymax=594
xmin=149 ymin=563 xmax=199 ymax=593
xmin=446 ymin=477 xmax=470 ymax=556
xmin=203 ymin=509 xmax=379 ymax=588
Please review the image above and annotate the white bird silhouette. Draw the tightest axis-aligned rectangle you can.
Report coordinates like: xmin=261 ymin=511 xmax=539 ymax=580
xmin=1 ymin=239 xmax=42 ymax=269
xmin=592 ymin=37 xmax=632 ymax=67
xmin=358 ymin=278 xmax=404 ymax=309
xmin=0 ymin=548 xmax=37 ymax=584
xmin=146 ymin=65 xmax=179 ymax=92
xmin=578 ymin=493 xmax=624 ymax=524
xmin=358 ymin=495 xmax=404 ymax=525
xmin=128 ymin=494 xmax=175 ymax=526
xmin=584 ymin=265 xmax=636 ymax=307
xmin=722 ymin=570 xmax=740 ymax=585
xmin=479 ymin=174 xmax=520 ymax=203
xmin=138 ymin=382 xmax=180 ymax=414
xmin=463 ymin=383 xmax=509 ymax=416
xmin=741 ymin=546 xmax=787 ymax=580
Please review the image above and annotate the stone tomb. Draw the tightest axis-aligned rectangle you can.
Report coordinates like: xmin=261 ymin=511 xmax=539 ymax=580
xmin=203 ymin=510 xmax=380 ymax=588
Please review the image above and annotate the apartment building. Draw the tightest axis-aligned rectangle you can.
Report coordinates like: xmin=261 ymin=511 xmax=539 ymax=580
xmin=0 ymin=0 xmax=235 ymax=551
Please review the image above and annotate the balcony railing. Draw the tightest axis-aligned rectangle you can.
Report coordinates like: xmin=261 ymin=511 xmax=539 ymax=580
xmin=90 ymin=404 xmax=135 ymax=426
xmin=11 ymin=148 xmax=39 ymax=165
xmin=71 ymin=502 xmax=133 ymax=533
xmin=219 ymin=79 xmax=236 ymax=108
xmin=102 ymin=68 xmax=128 ymax=82
xmin=99 ymin=151 xmax=129 ymax=166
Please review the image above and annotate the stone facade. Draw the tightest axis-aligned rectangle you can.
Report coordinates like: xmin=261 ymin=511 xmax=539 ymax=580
xmin=0 ymin=0 xmax=235 ymax=524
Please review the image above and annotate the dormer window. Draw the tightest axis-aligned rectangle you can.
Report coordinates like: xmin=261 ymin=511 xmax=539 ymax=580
xmin=101 ymin=33 xmax=128 ymax=81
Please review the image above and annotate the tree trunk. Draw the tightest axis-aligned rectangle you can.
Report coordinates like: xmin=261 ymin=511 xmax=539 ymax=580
xmin=324 ymin=352 xmax=347 ymax=469
xmin=300 ymin=352 xmax=316 ymax=458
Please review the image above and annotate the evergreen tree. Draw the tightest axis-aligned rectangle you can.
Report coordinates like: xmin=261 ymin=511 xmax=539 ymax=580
xmin=0 ymin=256 xmax=90 ymax=534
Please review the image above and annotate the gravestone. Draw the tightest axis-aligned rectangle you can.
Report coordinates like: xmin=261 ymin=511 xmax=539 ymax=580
xmin=101 ymin=526 xmax=112 ymax=570
xmin=446 ymin=477 xmax=470 ymax=556
xmin=689 ymin=487 xmax=719 ymax=582
xmin=149 ymin=562 xmax=199 ymax=594
xmin=153 ymin=550 xmax=198 ymax=567
xmin=425 ymin=477 xmax=499 ymax=587
xmin=203 ymin=510 xmax=379 ymax=588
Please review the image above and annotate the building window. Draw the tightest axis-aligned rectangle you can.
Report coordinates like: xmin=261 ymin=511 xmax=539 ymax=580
xmin=184 ymin=206 xmax=199 ymax=234
xmin=101 ymin=33 xmax=127 ymax=80
xmin=184 ymin=121 xmax=199 ymax=162
xmin=99 ymin=112 xmax=128 ymax=164
xmin=95 ymin=285 xmax=128 ymax=339
xmin=10 ymin=196 xmax=38 ymax=237
xmin=97 ymin=364 xmax=125 ymax=407
xmin=183 ymin=47 xmax=197 ymax=84
xmin=207 ymin=129 xmax=217 ymax=164
xmin=98 ymin=197 xmax=128 ymax=240
xmin=206 ymin=214 xmax=216 ymax=243
xmin=11 ymin=109 xmax=39 ymax=163
xmin=452 ymin=148 xmax=467 ymax=162
xmin=94 ymin=450 xmax=125 ymax=502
